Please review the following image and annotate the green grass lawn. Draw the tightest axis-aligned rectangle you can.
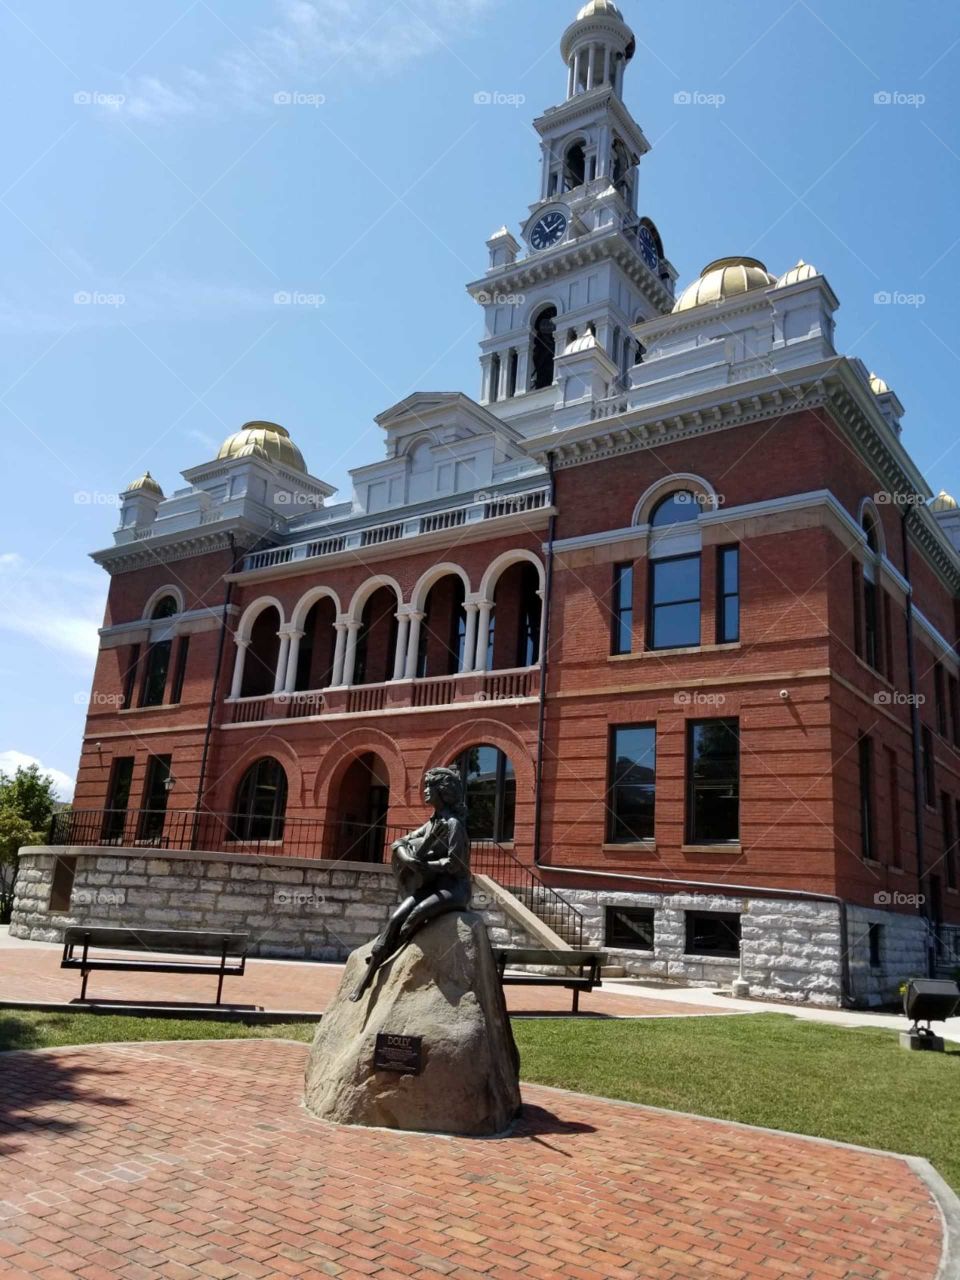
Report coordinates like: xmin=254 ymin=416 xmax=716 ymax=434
xmin=4 ymin=1010 xmax=960 ymax=1190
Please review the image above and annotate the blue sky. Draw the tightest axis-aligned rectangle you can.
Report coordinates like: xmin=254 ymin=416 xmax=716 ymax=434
xmin=2 ymin=0 xmax=959 ymax=799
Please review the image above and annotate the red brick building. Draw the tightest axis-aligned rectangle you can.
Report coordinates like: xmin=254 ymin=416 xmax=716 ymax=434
xmin=25 ymin=1 xmax=960 ymax=1005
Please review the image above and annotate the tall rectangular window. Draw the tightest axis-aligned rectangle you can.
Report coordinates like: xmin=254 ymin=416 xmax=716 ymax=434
xmin=611 ymin=563 xmax=634 ymax=656
xmin=137 ymin=754 xmax=171 ymax=842
xmin=686 ymin=719 xmax=740 ymax=844
xmin=607 ymin=725 xmax=656 ymax=842
xmin=121 ymin=644 xmax=141 ymax=710
xmin=649 ymin=554 xmax=701 ymax=650
xmin=863 ymin=577 xmax=879 ymax=670
xmin=170 ymin=636 xmax=190 ymax=704
xmin=935 ymin=664 xmax=948 ymax=736
xmin=139 ymin=640 xmax=172 ymax=708
xmin=885 ymin=746 xmax=901 ymax=869
xmin=923 ymin=726 xmax=936 ymax=808
xmin=942 ymin=793 xmax=956 ymax=891
xmin=950 ymin=676 xmax=960 ymax=748
xmin=852 ymin=562 xmax=864 ymax=658
xmin=883 ymin=592 xmax=895 ymax=683
xmin=101 ymin=757 xmax=134 ymax=843
xmin=858 ymin=734 xmax=875 ymax=862
xmin=716 ymin=546 xmax=740 ymax=644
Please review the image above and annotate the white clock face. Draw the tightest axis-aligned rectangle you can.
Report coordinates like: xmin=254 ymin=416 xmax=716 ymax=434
xmin=530 ymin=210 xmax=567 ymax=251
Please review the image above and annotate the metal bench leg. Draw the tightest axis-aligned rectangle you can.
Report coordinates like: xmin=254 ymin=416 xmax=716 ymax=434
xmin=216 ymin=943 xmax=227 ymax=1006
xmin=80 ymin=935 xmax=91 ymax=1002
xmin=572 ymin=987 xmax=580 ymax=1015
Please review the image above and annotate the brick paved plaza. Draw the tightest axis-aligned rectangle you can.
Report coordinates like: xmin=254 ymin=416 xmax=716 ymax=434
xmin=0 ymin=1038 xmax=946 ymax=1280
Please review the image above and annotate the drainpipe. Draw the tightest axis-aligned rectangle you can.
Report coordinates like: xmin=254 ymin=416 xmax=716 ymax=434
xmin=533 ymin=451 xmax=557 ymax=869
xmin=551 ymin=865 xmax=853 ymax=1007
xmin=901 ymin=510 xmax=934 ymax=977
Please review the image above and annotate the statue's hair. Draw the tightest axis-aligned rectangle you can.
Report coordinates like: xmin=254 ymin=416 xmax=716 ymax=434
xmin=423 ymin=766 xmax=468 ymax=821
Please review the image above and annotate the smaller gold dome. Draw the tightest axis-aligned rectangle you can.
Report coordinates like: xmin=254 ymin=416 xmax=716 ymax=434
xmin=217 ymin=421 xmax=306 ymax=474
xmin=869 ymin=373 xmax=890 ymax=396
xmin=125 ymin=471 xmax=163 ymax=497
xmin=673 ymin=257 xmax=777 ymax=313
xmin=577 ymin=0 xmax=623 ymax=18
xmin=931 ymin=490 xmax=958 ymax=513
xmin=776 ymin=259 xmax=818 ymax=288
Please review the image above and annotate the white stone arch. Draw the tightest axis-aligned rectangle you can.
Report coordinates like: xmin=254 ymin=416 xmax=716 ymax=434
xmin=142 ymin=584 xmax=185 ymax=620
xmin=857 ymin=497 xmax=887 ymax=557
xmin=346 ymin=575 xmax=404 ymax=624
xmin=236 ymin=595 xmax=285 ymax=644
xmin=230 ymin=596 xmax=285 ymax=699
xmin=410 ymin=563 xmax=472 ymax=614
xmin=290 ymin=585 xmax=342 ymax=634
xmin=479 ymin=549 xmax=545 ymax=603
xmin=526 ymin=295 xmax=565 ymax=327
xmin=632 ymin=473 xmax=719 ymax=527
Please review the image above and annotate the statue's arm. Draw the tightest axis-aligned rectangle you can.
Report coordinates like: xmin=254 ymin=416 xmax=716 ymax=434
xmin=425 ymin=817 xmax=470 ymax=876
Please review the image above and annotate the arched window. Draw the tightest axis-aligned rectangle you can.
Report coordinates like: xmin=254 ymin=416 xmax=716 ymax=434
xmin=139 ymin=594 xmax=179 ymax=707
xmin=651 ymin=490 xmax=700 ymax=527
xmin=240 ymin=606 xmax=281 ymax=698
xmin=151 ymin=595 xmax=178 ymax=619
xmin=564 ymin=141 xmax=586 ymax=190
xmin=452 ymin=745 xmax=516 ymax=842
xmin=531 ymin=306 xmax=557 ymax=390
xmin=233 ymin=757 xmax=287 ymax=841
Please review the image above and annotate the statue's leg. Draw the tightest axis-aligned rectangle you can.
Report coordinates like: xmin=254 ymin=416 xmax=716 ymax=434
xmin=349 ymin=895 xmax=417 ymax=1002
xmin=396 ymin=886 xmax=465 ymax=944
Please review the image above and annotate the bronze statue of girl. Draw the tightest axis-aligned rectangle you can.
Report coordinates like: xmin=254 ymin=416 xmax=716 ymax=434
xmin=350 ymin=765 xmax=471 ymax=1002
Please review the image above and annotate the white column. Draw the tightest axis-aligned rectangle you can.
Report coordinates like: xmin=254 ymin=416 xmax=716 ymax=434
xmin=461 ymin=602 xmax=479 ymax=673
xmin=393 ymin=612 xmax=410 ymax=680
xmin=481 ymin=355 xmax=493 ymax=403
xmin=330 ymin=620 xmax=349 ymax=687
xmin=567 ymin=59 xmax=574 ymax=98
xmin=515 ymin=348 xmax=529 ymax=396
xmin=498 ymin=354 xmax=510 ymax=401
xmin=404 ymin=612 xmax=425 ymax=680
xmin=273 ymin=630 xmax=291 ymax=694
xmin=230 ymin=638 xmax=250 ymax=699
xmin=536 ymin=589 xmax=547 ymax=666
xmin=283 ymin=629 xmax=304 ymax=693
xmin=341 ymin=621 xmax=361 ymax=687
xmin=586 ymin=45 xmax=595 ymax=90
xmin=474 ymin=602 xmax=493 ymax=672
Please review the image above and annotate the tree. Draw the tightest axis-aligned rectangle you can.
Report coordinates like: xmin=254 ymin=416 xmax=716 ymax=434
xmin=0 ymin=765 xmax=62 ymax=923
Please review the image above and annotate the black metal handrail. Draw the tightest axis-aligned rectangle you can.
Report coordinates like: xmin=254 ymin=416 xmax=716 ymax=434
xmin=47 ymin=807 xmax=586 ymax=946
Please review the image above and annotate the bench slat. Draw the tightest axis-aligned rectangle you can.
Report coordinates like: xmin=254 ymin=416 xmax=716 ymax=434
xmin=62 ymin=927 xmax=248 ymax=957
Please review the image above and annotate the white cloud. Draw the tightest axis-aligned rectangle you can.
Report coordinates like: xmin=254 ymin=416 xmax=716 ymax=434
xmin=119 ymin=0 xmax=500 ymax=124
xmin=0 ymin=554 xmax=103 ymax=664
xmin=0 ymin=750 xmax=75 ymax=801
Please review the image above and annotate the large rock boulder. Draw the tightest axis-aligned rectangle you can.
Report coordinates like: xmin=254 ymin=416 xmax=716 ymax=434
xmin=304 ymin=911 xmax=521 ymax=1136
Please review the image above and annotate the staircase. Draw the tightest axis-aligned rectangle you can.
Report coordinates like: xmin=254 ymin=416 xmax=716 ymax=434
xmin=510 ymin=885 xmax=585 ymax=948
xmin=471 ymin=842 xmax=586 ymax=950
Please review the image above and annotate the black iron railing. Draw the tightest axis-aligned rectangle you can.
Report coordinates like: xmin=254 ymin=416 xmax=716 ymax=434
xmin=47 ymin=808 xmax=585 ymax=947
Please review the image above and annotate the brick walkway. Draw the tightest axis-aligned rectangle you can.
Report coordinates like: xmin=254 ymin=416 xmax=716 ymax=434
xmin=0 ymin=944 xmax=729 ymax=1020
xmin=0 ymin=1039 xmax=944 ymax=1279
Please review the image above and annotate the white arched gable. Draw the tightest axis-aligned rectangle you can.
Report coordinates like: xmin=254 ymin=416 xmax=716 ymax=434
xmin=236 ymin=596 xmax=285 ymax=644
xmin=347 ymin=575 xmax=404 ymax=623
xmin=410 ymin=564 xmax=472 ymax=614
xmin=290 ymin=585 xmax=342 ymax=633
xmin=632 ymin=474 xmax=719 ymax=527
xmin=479 ymin=550 xmax=545 ymax=602
xmin=142 ymin=585 xmax=185 ymax=619
xmin=527 ymin=297 xmax=564 ymax=326
xmin=857 ymin=497 xmax=887 ymax=556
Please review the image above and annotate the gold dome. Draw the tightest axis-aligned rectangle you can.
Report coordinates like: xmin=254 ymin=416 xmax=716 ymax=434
xmin=217 ymin=421 xmax=306 ymax=473
xmin=869 ymin=372 xmax=890 ymax=396
xmin=776 ymin=259 xmax=819 ymax=288
xmin=931 ymin=490 xmax=958 ymax=513
xmin=577 ymin=0 xmax=623 ymax=18
xmin=673 ymin=257 xmax=777 ymax=313
xmin=125 ymin=471 xmax=163 ymax=497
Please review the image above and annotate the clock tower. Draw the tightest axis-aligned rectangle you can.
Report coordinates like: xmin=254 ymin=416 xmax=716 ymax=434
xmin=467 ymin=0 xmax=678 ymax=435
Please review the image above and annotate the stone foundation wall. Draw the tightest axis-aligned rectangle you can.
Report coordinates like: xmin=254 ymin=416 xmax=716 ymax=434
xmin=557 ymin=885 xmax=932 ymax=1007
xmin=11 ymin=848 xmax=541 ymax=960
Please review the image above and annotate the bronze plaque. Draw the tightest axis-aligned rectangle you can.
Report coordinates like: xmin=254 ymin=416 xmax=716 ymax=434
xmin=374 ymin=1033 xmax=423 ymax=1074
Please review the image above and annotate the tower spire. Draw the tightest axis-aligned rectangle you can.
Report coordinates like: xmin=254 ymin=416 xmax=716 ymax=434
xmin=561 ymin=1 xmax=636 ymax=100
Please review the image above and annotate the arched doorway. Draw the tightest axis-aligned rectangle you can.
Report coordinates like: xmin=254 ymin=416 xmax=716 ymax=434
xmin=355 ymin=587 xmax=399 ymax=686
xmin=240 ymin=606 xmax=281 ymax=697
xmin=531 ymin=306 xmax=557 ymax=390
xmin=329 ymin=751 xmax=390 ymax=862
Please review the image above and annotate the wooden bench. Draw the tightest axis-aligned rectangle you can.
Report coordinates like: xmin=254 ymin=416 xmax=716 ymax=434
xmin=61 ymin=927 xmax=249 ymax=1006
xmin=494 ymin=947 xmax=607 ymax=1014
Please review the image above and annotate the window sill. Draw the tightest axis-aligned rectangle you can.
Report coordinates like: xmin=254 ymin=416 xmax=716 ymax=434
xmin=601 ymin=841 xmax=657 ymax=853
xmin=681 ymin=843 xmax=742 ymax=855
xmin=610 ymin=642 xmax=741 ymax=662
xmin=119 ymin=703 xmax=181 ymax=714
xmin=683 ymin=952 xmax=739 ymax=963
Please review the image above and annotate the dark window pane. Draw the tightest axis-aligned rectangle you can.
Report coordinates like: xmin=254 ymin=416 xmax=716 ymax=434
xmin=101 ymin=757 xmax=134 ymax=843
xmin=685 ymin=911 xmax=741 ymax=957
xmin=140 ymin=641 xmax=171 ymax=707
xmin=723 ymin=596 xmax=740 ymax=643
xmin=454 ymin=744 xmax=516 ymax=842
xmin=612 ymin=563 xmax=633 ymax=656
xmin=234 ymin=757 xmax=288 ymax=841
xmin=605 ymin=906 xmax=654 ymax=950
xmin=151 ymin=595 xmax=178 ymax=619
xmin=718 ymin=546 xmax=740 ymax=644
xmin=687 ymin=720 xmax=740 ymax=843
xmin=652 ymin=602 xmax=701 ymax=649
xmin=650 ymin=555 xmax=701 ymax=650
xmin=652 ymin=557 xmax=700 ymax=603
xmin=137 ymin=755 xmax=171 ymax=841
xmin=651 ymin=491 xmax=699 ymax=527
xmin=608 ymin=725 xmax=656 ymax=841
